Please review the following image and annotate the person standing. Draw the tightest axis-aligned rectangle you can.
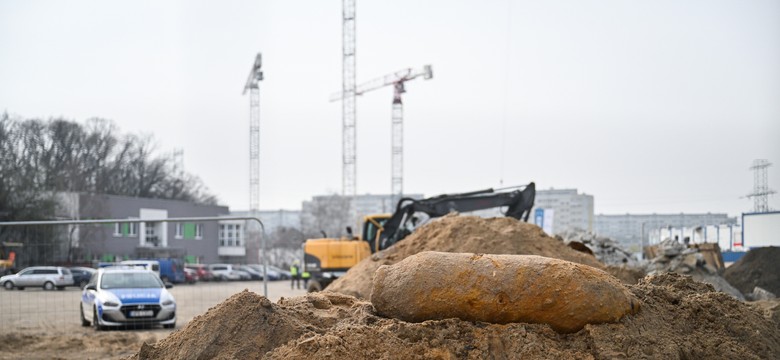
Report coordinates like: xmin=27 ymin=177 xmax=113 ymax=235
xmin=290 ymin=261 xmax=300 ymax=289
xmin=301 ymin=269 xmax=311 ymax=290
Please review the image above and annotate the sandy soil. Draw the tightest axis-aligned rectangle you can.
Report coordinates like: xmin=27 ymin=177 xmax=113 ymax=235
xmin=129 ymin=274 xmax=780 ymax=359
xmin=126 ymin=216 xmax=779 ymax=359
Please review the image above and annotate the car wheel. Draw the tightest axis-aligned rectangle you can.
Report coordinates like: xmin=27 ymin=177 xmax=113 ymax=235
xmin=43 ymin=281 xmax=55 ymax=291
xmin=3 ymin=281 xmax=13 ymax=290
xmin=93 ymin=307 xmax=104 ymax=331
xmin=163 ymin=322 xmax=176 ymax=329
xmin=80 ymin=305 xmax=90 ymax=327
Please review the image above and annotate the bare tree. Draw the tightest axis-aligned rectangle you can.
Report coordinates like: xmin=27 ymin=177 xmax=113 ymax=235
xmin=301 ymin=194 xmax=353 ymax=240
xmin=0 ymin=114 xmax=219 ymax=264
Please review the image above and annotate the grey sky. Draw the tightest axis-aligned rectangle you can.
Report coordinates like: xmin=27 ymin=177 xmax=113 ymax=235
xmin=1 ymin=0 xmax=778 ymax=217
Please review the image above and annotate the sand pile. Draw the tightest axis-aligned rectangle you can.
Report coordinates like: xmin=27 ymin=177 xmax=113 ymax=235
xmin=724 ymin=246 xmax=780 ymax=297
xmin=130 ymin=273 xmax=780 ymax=359
xmin=326 ymin=215 xmax=606 ymax=298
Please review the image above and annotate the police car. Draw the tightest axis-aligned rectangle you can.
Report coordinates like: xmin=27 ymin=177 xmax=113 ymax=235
xmin=80 ymin=267 xmax=176 ymax=330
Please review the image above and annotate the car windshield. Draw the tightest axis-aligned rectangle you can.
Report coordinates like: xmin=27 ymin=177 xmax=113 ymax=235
xmin=100 ymin=272 xmax=162 ymax=289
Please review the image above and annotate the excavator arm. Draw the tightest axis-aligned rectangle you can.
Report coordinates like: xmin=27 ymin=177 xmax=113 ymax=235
xmin=377 ymin=182 xmax=535 ymax=251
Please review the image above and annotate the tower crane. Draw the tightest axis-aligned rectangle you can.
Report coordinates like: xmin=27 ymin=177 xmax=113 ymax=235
xmin=331 ymin=64 xmax=433 ymax=205
xmin=243 ymin=53 xmax=264 ymax=214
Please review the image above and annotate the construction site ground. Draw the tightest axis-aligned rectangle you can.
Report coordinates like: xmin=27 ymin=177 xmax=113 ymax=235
xmin=0 ymin=280 xmax=307 ymax=360
xmin=3 ymin=216 xmax=778 ymax=359
xmin=130 ymin=216 xmax=779 ymax=359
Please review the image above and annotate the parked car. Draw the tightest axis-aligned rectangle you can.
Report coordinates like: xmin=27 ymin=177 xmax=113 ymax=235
xmin=267 ymin=265 xmax=292 ymax=280
xmin=183 ymin=268 xmax=198 ymax=284
xmin=119 ymin=260 xmax=161 ymax=277
xmin=80 ymin=267 xmax=176 ymax=330
xmin=247 ymin=264 xmax=280 ymax=281
xmin=121 ymin=259 xmax=185 ymax=284
xmin=184 ymin=264 xmax=214 ymax=281
xmin=1 ymin=266 xmax=74 ymax=291
xmin=208 ymin=264 xmax=243 ymax=281
xmin=234 ymin=269 xmax=252 ymax=281
xmin=69 ymin=267 xmax=96 ymax=288
xmin=237 ymin=265 xmax=263 ymax=280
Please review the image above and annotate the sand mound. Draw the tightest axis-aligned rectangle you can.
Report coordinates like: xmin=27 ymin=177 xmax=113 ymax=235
xmin=130 ymin=273 xmax=780 ymax=359
xmin=326 ymin=215 xmax=605 ymax=298
xmin=724 ymin=246 xmax=780 ymax=296
xmin=131 ymin=290 xmax=369 ymax=360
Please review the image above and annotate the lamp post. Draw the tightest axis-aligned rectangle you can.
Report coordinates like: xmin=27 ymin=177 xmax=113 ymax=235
xmin=640 ymin=222 xmax=646 ymax=260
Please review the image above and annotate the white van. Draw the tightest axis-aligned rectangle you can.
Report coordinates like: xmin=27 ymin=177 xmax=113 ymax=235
xmin=120 ymin=260 xmax=161 ymax=278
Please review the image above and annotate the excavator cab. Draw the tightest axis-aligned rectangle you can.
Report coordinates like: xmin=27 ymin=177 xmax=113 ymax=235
xmin=361 ymin=214 xmax=391 ymax=253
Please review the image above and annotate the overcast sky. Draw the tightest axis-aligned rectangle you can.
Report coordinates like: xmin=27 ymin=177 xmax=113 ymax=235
xmin=1 ymin=0 xmax=778 ymax=217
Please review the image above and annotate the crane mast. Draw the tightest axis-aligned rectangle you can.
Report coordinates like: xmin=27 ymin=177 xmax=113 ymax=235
xmin=342 ymin=0 xmax=357 ymax=197
xmin=243 ymin=53 xmax=264 ymax=214
xmin=331 ymin=65 xmax=433 ymax=204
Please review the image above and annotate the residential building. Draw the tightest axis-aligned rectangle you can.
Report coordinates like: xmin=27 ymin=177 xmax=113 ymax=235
xmin=529 ymin=188 xmax=595 ymax=235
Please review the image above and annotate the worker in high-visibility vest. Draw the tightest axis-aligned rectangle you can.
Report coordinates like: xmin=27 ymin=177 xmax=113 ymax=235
xmin=290 ymin=261 xmax=300 ymax=289
xmin=301 ymin=270 xmax=311 ymax=289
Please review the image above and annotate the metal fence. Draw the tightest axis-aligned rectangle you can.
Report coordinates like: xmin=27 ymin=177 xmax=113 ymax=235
xmin=0 ymin=217 xmax=308 ymax=332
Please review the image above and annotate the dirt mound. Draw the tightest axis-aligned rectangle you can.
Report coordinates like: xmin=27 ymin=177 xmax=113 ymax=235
xmin=750 ymin=299 xmax=780 ymax=329
xmin=724 ymin=246 xmax=780 ymax=296
xmin=326 ymin=215 xmax=605 ymax=298
xmin=605 ymin=264 xmax=646 ymax=284
xmin=129 ymin=273 xmax=780 ymax=359
xmin=130 ymin=290 xmax=369 ymax=360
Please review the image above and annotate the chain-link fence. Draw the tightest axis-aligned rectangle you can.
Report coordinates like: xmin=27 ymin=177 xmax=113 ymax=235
xmin=0 ymin=217 xmax=307 ymax=332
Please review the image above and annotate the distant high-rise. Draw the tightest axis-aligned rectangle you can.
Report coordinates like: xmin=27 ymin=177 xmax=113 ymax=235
xmin=532 ymin=189 xmax=594 ymax=235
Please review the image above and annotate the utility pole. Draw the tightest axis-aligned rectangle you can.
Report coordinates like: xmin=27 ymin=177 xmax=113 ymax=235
xmin=331 ymin=65 xmax=433 ymax=205
xmin=747 ymin=159 xmax=775 ymax=212
xmin=342 ymin=0 xmax=357 ymax=197
xmin=243 ymin=53 xmax=264 ymax=214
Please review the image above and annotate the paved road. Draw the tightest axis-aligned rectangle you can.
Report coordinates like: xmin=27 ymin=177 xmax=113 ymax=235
xmin=0 ymin=279 xmax=308 ymax=331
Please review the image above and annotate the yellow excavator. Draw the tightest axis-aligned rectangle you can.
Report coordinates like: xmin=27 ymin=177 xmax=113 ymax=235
xmin=303 ymin=182 xmax=536 ymax=292
xmin=0 ymin=242 xmax=21 ymax=275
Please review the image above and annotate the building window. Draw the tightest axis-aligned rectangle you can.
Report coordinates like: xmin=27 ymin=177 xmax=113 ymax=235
xmin=145 ymin=222 xmax=159 ymax=246
xmin=175 ymin=223 xmax=183 ymax=239
xmin=195 ymin=224 xmax=203 ymax=239
xmin=218 ymin=223 xmax=242 ymax=247
xmin=115 ymin=222 xmax=137 ymax=237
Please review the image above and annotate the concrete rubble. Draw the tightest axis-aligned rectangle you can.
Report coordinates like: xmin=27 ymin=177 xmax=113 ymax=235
xmin=750 ymin=286 xmax=777 ymax=301
xmin=557 ymin=228 xmax=638 ymax=267
xmin=648 ymin=238 xmax=745 ymax=301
